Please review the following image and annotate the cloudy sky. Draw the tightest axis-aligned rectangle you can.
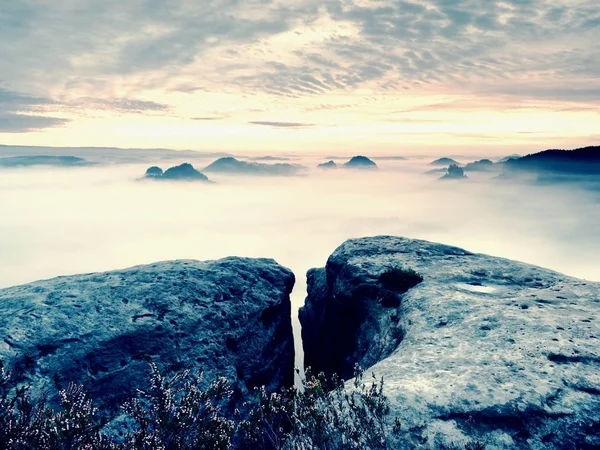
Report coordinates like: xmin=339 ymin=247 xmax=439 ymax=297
xmin=1 ymin=0 xmax=599 ymax=154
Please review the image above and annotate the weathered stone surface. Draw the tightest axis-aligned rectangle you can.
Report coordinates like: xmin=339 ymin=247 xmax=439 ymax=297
xmin=301 ymin=236 xmax=600 ymax=449
xmin=0 ymin=258 xmax=295 ymax=413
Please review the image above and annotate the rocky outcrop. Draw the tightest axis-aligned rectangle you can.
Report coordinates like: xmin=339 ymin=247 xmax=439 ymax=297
xmin=144 ymin=166 xmax=163 ymax=178
xmin=343 ymin=155 xmax=378 ymax=169
xmin=496 ymin=154 xmax=521 ymax=163
xmin=464 ymin=159 xmax=496 ymax=172
xmin=143 ymin=163 xmax=211 ymax=181
xmin=317 ymin=160 xmax=337 ymax=169
xmin=0 ymin=258 xmax=295 ymax=413
xmin=503 ymin=146 xmax=600 ymax=177
xmin=440 ymin=164 xmax=467 ymax=180
xmin=203 ymin=157 xmax=302 ymax=176
xmin=300 ymin=236 xmax=600 ymax=449
xmin=430 ymin=157 xmax=460 ymax=166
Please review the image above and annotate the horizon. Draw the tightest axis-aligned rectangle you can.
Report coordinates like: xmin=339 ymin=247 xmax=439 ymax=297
xmin=1 ymin=1 xmax=600 ymax=154
xmin=0 ymin=142 xmax=597 ymax=161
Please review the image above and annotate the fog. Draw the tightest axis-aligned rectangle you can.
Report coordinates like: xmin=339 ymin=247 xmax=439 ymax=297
xmin=1 ymin=154 xmax=599 ymax=371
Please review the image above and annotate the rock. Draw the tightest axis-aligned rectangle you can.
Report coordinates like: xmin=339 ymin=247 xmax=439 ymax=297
xmin=464 ymin=159 xmax=496 ymax=172
xmin=440 ymin=164 xmax=467 ymax=180
xmin=0 ymin=155 xmax=91 ymax=167
xmin=163 ymin=163 xmax=210 ymax=181
xmin=503 ymin=146 xmax=600 ymax=176
xmin=203 ymin=157 xmax=301 ymax=176
xmin=317 ymin=160 xmax=337 ymax=169
xmin=343 ymin=156 xmax=378 ymax=169
xmin=501 ymin=147 xmax=600 ymax=190
xmin=144 ymin=166 xmax=164 ymax=178
xmin=142 ymin=163 xmax=211 ymax=181
xmin=430 ymin=157 xmax=461 ymax=166
xmin=300 ymin=236 xmax=600 ymax=449
xmin=496 ymin=154 xmax=521 ymax=163
xmin=0 ymin=258 xmax=295 ymax=415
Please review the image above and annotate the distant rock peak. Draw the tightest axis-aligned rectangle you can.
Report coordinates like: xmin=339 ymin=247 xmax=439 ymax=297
xmin=343 ymin=155 xmax=378 ymax=169
xmin=440 ymin=163 xmax=467 ymax=180
xmin=143 ymin=163 xmax=210 ymax=181
xmin=430 ymin=157 xmax=461 ymax=166
xmin=203 ymin=157 xmax=302 ymax=176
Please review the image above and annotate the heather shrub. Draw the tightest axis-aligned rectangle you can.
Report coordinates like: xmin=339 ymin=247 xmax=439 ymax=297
xmin=122 ymin=363 xmax=234 ymax=450
xmin=0 ymin=359 xmax=401 ymax=450
xmin=0 ymin=359 xmax=114 ymax=450
xmin=239 ymin=366 xmax=399 ymax=449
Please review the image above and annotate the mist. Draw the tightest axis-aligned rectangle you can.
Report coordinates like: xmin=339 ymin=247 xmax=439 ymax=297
xmin=2 ymin=154 xmax=599 ymax=371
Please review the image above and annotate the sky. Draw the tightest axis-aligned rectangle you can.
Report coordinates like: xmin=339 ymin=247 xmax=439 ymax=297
xmin=1 ymin=0 xmax=599 ymax=154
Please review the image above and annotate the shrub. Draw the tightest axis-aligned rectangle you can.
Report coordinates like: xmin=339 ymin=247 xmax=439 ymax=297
xmin=0 ymin=359 xmax=114 ymax=450
xmin=239 ymin=365 xmax=400 ymax=449
xmin=0 ymin=360 xmax=401 ymax=450
xmin=378 ymin=266 xmax=423 ymax=293
xmin=122 ymin=363 xmax=235 ymax=450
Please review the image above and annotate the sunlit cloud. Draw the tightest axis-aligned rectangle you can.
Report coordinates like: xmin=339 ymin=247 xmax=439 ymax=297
xmin=249 ymin=121 xmax=317 ymax=128
xmin=0 ymin=0 xmax=598 ymax=151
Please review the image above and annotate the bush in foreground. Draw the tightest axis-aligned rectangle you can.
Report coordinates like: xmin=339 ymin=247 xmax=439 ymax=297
xmin=0 ymin=360 xmax=400 ymax=450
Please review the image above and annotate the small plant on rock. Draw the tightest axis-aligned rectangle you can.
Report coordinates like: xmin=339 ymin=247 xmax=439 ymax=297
xmin=378 ymin=266 xmax=423 ymax=293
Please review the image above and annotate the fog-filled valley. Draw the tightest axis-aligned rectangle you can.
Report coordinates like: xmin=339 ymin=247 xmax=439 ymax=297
xmin=2 ymin=147 xmax=599 ymax=375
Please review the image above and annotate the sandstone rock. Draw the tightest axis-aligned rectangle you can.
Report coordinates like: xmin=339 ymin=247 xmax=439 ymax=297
xmin=0 ymin=258 xmax=295 ymax=414
xmin=301 ymin=236 xmax=600 ymax=449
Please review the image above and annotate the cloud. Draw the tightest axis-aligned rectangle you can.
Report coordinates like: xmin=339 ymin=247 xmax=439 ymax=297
xmin=0 ymin=114 xmax=69 ymax=133
xmin=1 ymin=0 xmax=599 ymax=107
xmin=249 ymin=121 xmax=316 ymax=128
xmin=0 ymin=0 xmax=317 ymax=93
xmin=0 ymin=88 xmax=69 ymax=132
xmin=192 ymin=116 xmax=225 ymax=121
xmin=0 ymin=87 xmax=170 ymax=132
xmin=69 ymin=98 xmax=170 ymax=113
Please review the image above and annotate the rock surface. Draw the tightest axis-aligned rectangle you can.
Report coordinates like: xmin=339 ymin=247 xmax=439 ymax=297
xmin=300 ymin=236 xmax=600 ymax=449
xmin=0 ymin=258 xmax=295 ymax=413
